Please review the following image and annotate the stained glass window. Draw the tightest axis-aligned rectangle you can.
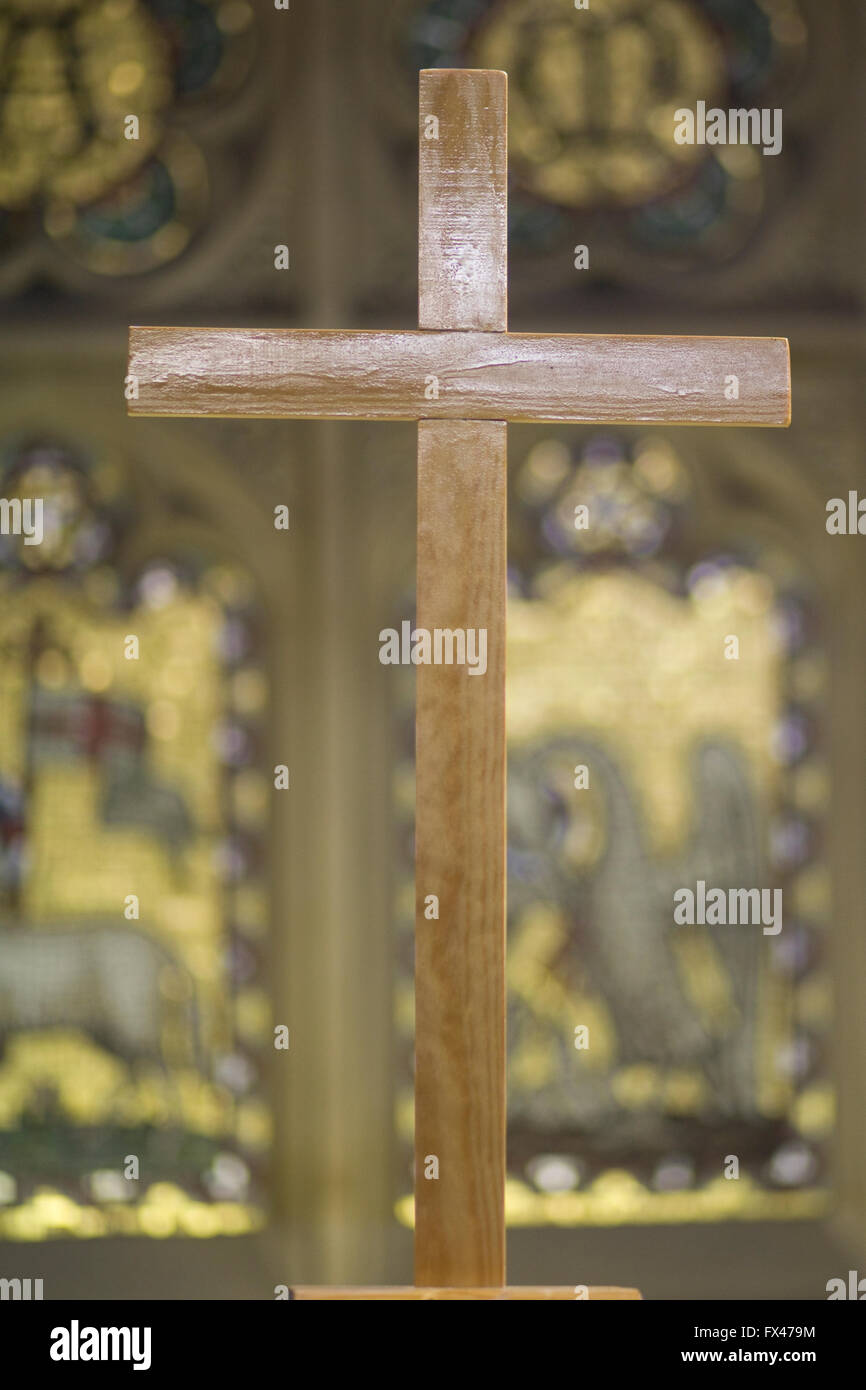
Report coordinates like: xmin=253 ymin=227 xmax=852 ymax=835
xmin=393 ymin=432 xmax=831 ymax=1228
xmin=0 ymin=435 xmax=271 ymax=1239
xmin=0 ymin=0 xmax=257 ymax=278
xmin=401 ymin=0 xmax=807 ymax=266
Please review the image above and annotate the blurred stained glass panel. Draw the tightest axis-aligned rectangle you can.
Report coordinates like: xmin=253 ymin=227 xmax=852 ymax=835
xmin=393 ymin=433 xmax=831 ymax=1227
xmin=0 ymin=0 xmax=256 ymax=277
xmin=0 ymin=435 xmax=270 ymax=1240
xmin=403 ymin=0 xmax=808 ymax=269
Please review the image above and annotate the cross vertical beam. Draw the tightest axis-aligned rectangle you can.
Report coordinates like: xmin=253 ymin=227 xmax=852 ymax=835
xmin=414 ymin=69 xmax=508 ymax=1288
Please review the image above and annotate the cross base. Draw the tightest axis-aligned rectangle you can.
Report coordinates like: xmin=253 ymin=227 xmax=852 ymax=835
xmin=289 ymin=1286 xmax=642 ymax=1300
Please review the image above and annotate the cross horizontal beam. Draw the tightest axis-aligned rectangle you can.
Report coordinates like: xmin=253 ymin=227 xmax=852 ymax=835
xmin=288 ymin=1285 xmax=642 ymax=1300
xmin=128 ymin=327 xmax=790 ymax=426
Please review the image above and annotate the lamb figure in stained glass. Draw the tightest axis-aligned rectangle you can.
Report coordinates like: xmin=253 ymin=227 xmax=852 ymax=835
xmin=0 ymin=925 xmax=203 ymax=1076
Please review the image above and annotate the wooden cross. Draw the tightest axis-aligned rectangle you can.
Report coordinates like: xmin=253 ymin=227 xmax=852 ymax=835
xmin=127 ymin=69 xmax=790 ymax=1301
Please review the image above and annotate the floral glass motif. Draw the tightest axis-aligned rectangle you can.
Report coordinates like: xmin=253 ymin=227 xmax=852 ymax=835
xmin=393 ymin=434 xmax=831 ymax=1227
xmin=0 ymin=436 xmax=271 ymax=1239
xmin=0 ymin=0 xmax=256 ymax=277
xmin=405 ymin=0 xmax=807 ymax=263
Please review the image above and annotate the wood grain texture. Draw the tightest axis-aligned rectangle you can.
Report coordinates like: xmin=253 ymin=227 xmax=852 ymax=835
xmin=414 ymin=71 xmax=507 ymax=1292
xmin=127 ymin=327 xmax=791 ymax=426
xmin=415 ymin=419 xmax=506 ymax=1288
xmin=289 ymin=1286 xmax=642 ymax=1301
xmin=419 ymin=68 xmax=507 ymax=331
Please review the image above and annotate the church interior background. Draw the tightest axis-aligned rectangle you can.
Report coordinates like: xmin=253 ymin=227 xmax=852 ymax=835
xmin=0 ymin=0 xmax=863 ymax=1299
